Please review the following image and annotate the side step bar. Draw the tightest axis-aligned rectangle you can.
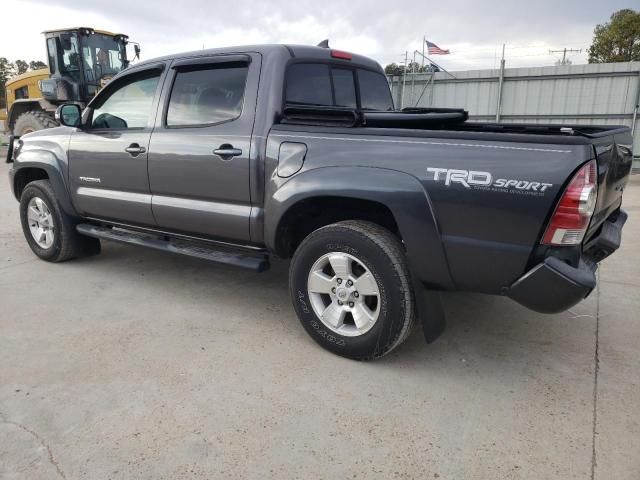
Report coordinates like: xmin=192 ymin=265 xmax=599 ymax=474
xmin=76 ymin=223 xmax=270 ymax=272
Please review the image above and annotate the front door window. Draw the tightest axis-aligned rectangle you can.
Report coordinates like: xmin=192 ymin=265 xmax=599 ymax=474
xmin=91 ymin=72 xmax=161 ymax=129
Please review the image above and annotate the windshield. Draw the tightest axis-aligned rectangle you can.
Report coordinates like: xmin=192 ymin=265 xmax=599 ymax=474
xmin=80 ymin=33 xmax=126 ymax=89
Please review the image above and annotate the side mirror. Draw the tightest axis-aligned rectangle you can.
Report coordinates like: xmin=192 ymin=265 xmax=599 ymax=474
xmin=134 ymin=44 xmax=141 ymax=60
xmin=55 ymin=104 xmax=82 ymax=128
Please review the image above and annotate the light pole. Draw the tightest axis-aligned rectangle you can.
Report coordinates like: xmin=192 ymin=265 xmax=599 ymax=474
xmin=549 ymin=48 xmax=582 ymax=66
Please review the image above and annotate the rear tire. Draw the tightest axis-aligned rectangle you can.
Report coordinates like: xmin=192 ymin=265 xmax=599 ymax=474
xmin=290 ymin=220 xmax=415 ymax=360
xmin=20 ymin=180 xmax=100 ymax=262
xmin=13 ymin=111 xmax=58 ymax=136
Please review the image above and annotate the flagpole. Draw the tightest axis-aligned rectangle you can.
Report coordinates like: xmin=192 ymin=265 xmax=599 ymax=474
xmin=422 ymin=36 xmax=425 ymax=69
xmin=415 ymin=50 xmax=457 ymax=80
xmin=401 ymin=50 xmax=408 ymax=110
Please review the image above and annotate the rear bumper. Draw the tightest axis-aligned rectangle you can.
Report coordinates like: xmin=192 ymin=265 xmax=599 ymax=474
xmin=507 ymin=209 xmax=627 ymax=314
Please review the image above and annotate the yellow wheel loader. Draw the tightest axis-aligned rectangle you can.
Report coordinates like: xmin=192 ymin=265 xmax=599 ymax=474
xmin=3 ymin=27 xmax=139 ymax=136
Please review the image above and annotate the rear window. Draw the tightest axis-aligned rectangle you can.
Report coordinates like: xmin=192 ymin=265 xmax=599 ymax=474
xmin=285 ymin=63 xmax=393 ymax=111
xmin=332 ymin=68 xmax=357 ymax=108
xmin=358 ymin=69 xmax=393 ymax=111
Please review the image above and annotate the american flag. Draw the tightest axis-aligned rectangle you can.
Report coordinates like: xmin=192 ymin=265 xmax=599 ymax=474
xmin=426 ymin=40 xmax=450 ymax=55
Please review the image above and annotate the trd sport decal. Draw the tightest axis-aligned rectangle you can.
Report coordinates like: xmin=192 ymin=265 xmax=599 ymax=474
xmin=427 ymin=167 xmax=553 ymax=196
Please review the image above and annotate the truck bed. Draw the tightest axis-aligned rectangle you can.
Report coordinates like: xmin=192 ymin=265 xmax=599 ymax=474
xmin=280 ymin=105 xmax=630 ymax=142
xmin=269 ymin=117 xmax=633 ymax=294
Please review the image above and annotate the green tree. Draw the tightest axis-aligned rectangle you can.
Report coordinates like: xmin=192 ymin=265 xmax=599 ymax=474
xmin=408 ymin=61 xmax=433 ymax=73
xmin=0 ymin=57 xmax=16 ymax=108
xmin=385 ymin=61 xmax=436 ymax=76
xmin=588 ymin=9 xmax=640 ymax=63
xmin=14 ymin=59 xmax=29 ymax=75
xmin=29 ymin=60 xmax=47 ymax=70
xmin=384 ymin=63 xmax=404 ymax=76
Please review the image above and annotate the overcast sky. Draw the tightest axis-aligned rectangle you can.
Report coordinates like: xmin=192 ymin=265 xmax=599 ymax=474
xmin=2 ymin=0 xmax=637 ymax=71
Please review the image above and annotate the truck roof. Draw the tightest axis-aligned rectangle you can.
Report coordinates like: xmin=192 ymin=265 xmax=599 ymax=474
xmin=131 ymin=44 xmax=383 ymax=72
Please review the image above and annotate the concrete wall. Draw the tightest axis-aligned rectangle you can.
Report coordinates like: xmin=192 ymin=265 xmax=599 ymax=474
xmin=389 ymin=62 xmax=640 ymax=167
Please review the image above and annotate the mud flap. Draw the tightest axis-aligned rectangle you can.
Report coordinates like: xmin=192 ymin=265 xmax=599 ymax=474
xmin=413 ymin=277 xmax=446 ymax=343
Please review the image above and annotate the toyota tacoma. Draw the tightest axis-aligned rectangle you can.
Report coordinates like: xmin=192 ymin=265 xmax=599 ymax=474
xmin=6 ymin=44 xmax=633 ymax=359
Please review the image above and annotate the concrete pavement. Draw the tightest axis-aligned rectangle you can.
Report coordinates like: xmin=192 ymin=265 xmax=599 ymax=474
xmin=0 ymin=154 xmax=638 ymax=479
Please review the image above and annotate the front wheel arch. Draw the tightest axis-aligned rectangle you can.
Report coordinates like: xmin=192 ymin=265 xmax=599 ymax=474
xmin=19 ymin=179 xmax=100 ymax=262
xmin=13 ymin=167 xmax=49 ymax=200
xmin=12 ymin=163 xmax=79 ymax=218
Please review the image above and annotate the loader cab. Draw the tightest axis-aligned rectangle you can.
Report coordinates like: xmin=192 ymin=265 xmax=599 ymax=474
xmin=4 ymin=27 xmax=139 ymax=136
xmin=42 ymin=28 xmax=130 ymax=104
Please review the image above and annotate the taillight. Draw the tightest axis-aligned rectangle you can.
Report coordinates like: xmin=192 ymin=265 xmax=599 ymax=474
xmin=542 ymin=159 xmax=598 ymax=245
xmin=330 ymin=50 xmax=352 ymax=60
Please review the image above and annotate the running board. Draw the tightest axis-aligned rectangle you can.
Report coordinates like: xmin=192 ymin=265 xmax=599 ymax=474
xmin=76 ymin=223 xmax=270 ymax=272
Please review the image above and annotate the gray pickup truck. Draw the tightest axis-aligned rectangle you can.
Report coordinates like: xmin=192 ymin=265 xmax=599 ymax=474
xmin=6 ymin=44 xmax=633 ymax=359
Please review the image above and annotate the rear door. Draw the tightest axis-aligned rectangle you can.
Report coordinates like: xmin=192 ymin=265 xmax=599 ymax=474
xmin=68 ymin=64 xmax=166 ymax=226
xmin=147 ymin=54 xmax=259 ymax=241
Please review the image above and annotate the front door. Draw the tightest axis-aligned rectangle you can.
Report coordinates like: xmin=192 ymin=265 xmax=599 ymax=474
xmin=68 ymin=66 xmax=165 ymax=226
xmin=147 ymin=54 xmax=259 ymax=242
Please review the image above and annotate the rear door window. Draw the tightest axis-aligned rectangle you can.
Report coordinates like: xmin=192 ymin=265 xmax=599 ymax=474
xmin=167 ymin=64 xmax=249 ymax=127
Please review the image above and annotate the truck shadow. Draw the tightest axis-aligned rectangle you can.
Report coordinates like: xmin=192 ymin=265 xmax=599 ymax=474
xmin=77 ymin=242 xmax=597 ymax=376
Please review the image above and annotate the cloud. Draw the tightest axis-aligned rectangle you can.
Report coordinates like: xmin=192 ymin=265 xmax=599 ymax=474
xmin=2 ymin=0 xmax=637 ymax=70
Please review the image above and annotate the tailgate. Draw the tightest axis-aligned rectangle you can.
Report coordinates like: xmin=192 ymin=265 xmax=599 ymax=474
xmin=585 ymin=129 xmax=633 ymax=242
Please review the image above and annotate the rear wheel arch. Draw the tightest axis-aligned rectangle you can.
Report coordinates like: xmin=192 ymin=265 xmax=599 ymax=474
xmin=273 ymin=195 xmax=401 ymax=258
xmin=266 ymin=167 xmax=455 ymax=289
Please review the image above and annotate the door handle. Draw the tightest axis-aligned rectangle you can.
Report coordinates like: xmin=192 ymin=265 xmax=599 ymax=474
xmin=125 ymin=143 xmax=146 ymax=156
xmin=213 ymin=144 xmax=242 ymax=160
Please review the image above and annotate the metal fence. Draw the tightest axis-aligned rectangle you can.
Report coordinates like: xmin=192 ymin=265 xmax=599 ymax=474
xmin=388 ymin=61 xmax=640 ymax=168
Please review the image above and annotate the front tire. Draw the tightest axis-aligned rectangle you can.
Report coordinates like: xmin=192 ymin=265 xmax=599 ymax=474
xmin=20 ymin=180 xmax=100 ymax=262
xmin=290 ymin=220 xmax=415 ymax=360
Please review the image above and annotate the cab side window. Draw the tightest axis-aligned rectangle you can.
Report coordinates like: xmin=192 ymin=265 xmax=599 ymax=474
xmin=91 ymin=71 xmax=161 ymax=129
xmin=166 ymin=64 xmax=249 ymax=127
xmin=285 ymin=64 xmax=356 ymax=108
xmin=285 ymin=64 xmax=333 ymax=106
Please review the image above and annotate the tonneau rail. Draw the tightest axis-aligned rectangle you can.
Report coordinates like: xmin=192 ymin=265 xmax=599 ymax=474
xmin=278 ymin=105 xmax=629 ymax=139
xmin=279 ymin=105 xmax=470 ymax=129
xmin=457 ymin=122 xmax=630 ymax=138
